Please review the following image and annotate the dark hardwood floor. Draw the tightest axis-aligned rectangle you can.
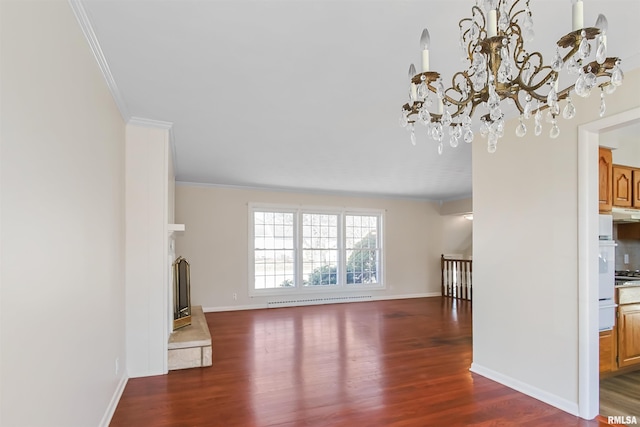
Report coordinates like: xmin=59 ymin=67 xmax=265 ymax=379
xmin=111 ymin=298 xmax=612 ymax=426
xmin=600 ymin=369 xmax=640 ymax=420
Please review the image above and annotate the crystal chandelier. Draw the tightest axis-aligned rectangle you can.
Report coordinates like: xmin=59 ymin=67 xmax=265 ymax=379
xmin=400 ymin=0 xmax=624 ymax=154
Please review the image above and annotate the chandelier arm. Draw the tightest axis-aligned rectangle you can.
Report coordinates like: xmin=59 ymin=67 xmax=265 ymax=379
xmin=473 ymin=6 xmax=489 ymax=41
xmin=446 ymin=72 xmax=475 ymax=105
xmin=472 ymin=5 xmax=486 ymax=30
xmin=518 ymin=65 xmax=556 ymax=92
xmin=509 ymin=23 xmax=525 ymax=65
xmin=459 ymin=17 xmax=474 ymax=45
xmin=560 ymin=46 xmax=580 ymax=65
xmin=467 ymin=99 xmax=481 ymax=118
xmin=514 ymin=48 xmax=541 ymax=71
xmin=508 ymin=0 xmax=528 ymax=21
xmin=508 ymin=92 xmax=526 ymax=115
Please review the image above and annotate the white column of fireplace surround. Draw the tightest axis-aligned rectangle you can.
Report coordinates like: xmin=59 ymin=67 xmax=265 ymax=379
xmin=125 ymin=121 xmax=173 ymax=377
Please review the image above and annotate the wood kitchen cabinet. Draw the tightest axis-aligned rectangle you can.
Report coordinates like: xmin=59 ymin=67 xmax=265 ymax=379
xmin=599 ymin=148 xmax=613 ymax=212
xmin=618 ymin=223 xmax=640 ymax=239
xmin=613 ymin=165 xmax=633 ymax=207
xmin=634 ymin=170 xmax=640 ymax=208
xmin=617 ymin=303 xmax=640 ymax=368
xmin=599 ymin=329 xmax=616 ymax=374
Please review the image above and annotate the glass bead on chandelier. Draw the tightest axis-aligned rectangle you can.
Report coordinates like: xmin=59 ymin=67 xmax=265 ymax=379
xmin=399 ymin=0 xmax=624 ymax=154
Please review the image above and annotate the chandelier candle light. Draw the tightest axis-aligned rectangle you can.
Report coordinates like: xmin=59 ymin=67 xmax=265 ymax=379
xmin=399 ymin=0 xmax=624 ymax=154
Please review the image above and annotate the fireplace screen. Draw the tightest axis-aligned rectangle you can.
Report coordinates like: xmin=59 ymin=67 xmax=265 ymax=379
xmin=173 ymin=256 xmax=191 ymax=330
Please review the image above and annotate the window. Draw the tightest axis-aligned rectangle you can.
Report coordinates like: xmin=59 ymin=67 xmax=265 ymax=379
xmin=253 ymin=211 xmax=295 ymax=290
xmin=250 ymin=204 xmax=383 ymax=294
xmin=345 ymin=215 xmax=379 ymax=284
xmin=302 ymin=213 xmax=338 ymax=286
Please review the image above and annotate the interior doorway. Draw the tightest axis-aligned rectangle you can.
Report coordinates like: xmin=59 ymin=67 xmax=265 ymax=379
xmin=577 ymin=107 xmax=640 ymax=419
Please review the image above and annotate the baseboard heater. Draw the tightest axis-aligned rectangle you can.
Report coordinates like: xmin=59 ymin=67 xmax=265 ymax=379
xmin=267 ymin=295 xmax=373 ymax=308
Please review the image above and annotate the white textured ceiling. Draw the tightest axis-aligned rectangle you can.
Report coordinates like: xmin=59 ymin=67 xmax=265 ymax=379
xmin=80 ymin=0 xmax=640 ymax=201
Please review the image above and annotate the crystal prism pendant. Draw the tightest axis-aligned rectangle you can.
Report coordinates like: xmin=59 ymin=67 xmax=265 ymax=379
xmin=550 ymin=121 xmax=560 ymax=139
xmin=410 ymin=124 xmax=416 ymax=145
xmin=479 ymin=120 xmax=489 ymax=138
xmin=490 ymin=107 xmax=502 ymax=122
xmin=417 ymin=83 xmax=428 ymax=100
xmin=585 ymin=70 xmax=597 ymax=90
xmin=462 ymin=114 xmax=472 ymax=129
xmin=487 ymin=136 xmax=498 ymax=154
xmin=419 ymin=107 xmax=431 ymax=124
xmin=575 ymin=73 xmax=590 ymax=98
xmin=547 ymin=86 xmax=557 ymax=107
xmin=524 ymin=100 xmax=533 ymax=119
xmin=516 ymin=116 xmax=527 ymax=137
xmin=464 ymin=129 xmax=474 ymax=143
xmin=563 ymin=97 xmax=576 ymax=120
xmin=470 ymin=22 xmax=479 ymax=40
xmin=611 ymin=64 xmax=624 ymax=86
xmin=534 ymin=109 xmax=542 ymax=136
xmin=534 ymin=122 xmax=542 ymax=136
xmin=600 ymin=92 xmax=606 ymax=117
xmin=449 ymin=135 xmax=459 ymax=148
xmin=578 ymin=33 xmax=590 ymax=59
xmin=596 ymin=36 xmax=607 ymax=64
xmin=433 ymin=122 xmax=444 ymax=142
xmin=498 ymin=10 xmax=509 ymax=31
xmin=453 ymin=125 xmax=462 ymax=139
xmin=565 ymin=57 xmax=580 ymax=75
xmin=551 ymin=50 xmax=563 ymax=72
xmin=437 ymin=141 xmax=444 ymax=155
xmin=436 ymin=79 xmax=446 ymax=99
xmin=442 ymin=110 xmax=452 ymax=127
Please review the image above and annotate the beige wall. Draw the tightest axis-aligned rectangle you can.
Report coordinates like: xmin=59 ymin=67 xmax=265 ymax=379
xmin=440 ymin=198 xmax=473 ymax=258
xmin=472 ymin=68 xmax=640 ymax=413
xmin=441 ymin=215 xmax=473 ymax=258
xmin=175 ymin=185 xmax=446 ymax=310
xmin=1 ymin=1 xmax=126 ymax=426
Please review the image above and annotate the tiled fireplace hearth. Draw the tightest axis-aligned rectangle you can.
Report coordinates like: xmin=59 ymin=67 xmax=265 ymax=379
xmin=168 ymin=305 xmax=212 ymax=370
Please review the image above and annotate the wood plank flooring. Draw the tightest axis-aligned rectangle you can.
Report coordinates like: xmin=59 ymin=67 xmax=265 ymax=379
xmin=600 ymin=370 xmax=640 ymax=420
xmin=111 ymin=298 xmax=612 ymax=426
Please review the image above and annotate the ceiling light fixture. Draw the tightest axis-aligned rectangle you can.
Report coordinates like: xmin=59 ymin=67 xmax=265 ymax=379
xmin=399 ymin=0 xmax=624 ymax=154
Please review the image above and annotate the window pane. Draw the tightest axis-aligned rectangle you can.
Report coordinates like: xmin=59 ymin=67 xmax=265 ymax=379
xmin=346 ymin=214 xmax=379 ymax=285
xmin=302 ymin=213 xmax=338 ymax=286
xmin=254 ymin=211 xmax=295 ymax=289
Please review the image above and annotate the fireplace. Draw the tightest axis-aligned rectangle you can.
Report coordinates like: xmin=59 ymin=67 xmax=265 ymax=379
xmin=173 ymin=256 xmax=191 ymax=330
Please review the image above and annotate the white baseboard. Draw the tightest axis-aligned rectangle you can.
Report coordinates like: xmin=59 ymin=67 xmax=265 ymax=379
xmin=203 ymin=303 xmax=267 ymax=312
xmin=372 ymin=292 xmax=440 ymax=300
xmin=99 ymin=374 xmax=128 ymax=427
xmin=469 ymin=363 xmax=579 ymax=416
xmin=203 ymin=292 xmax=441 ymax=313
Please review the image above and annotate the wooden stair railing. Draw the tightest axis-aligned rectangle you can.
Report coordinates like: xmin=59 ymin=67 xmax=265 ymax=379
xmin=441 ymin=254 xmax=472 ymax=301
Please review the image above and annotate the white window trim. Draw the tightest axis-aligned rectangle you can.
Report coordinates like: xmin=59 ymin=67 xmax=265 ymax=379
xmin=248 ymin=203 xmax=385 ymax=297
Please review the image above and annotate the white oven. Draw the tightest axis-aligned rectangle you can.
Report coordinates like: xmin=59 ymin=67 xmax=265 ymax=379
xmin=598 ymin=214 xmax=617 ymax=331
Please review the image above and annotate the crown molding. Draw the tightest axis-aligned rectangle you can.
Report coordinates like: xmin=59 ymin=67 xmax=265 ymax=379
xmin=128 ymin=117 xmax=173 ymax=130
xmin=68 ymin=0 xmax=130 ymax=120
xmin=175 ymin=181 xmax=437 ymax=202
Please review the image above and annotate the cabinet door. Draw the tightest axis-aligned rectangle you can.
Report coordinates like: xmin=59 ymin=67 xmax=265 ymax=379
xmin=599 ymin=148 xmax=613 ymax=212
xmin=613 ymin=165 xmax=633 ymax=207
xmin=599 ymin=329 xmax=616 ymax=374
xmin=617 ymin=303 xmax=640 ymax=368
xmin=634 ymin=170 xmax=640 ymax=208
